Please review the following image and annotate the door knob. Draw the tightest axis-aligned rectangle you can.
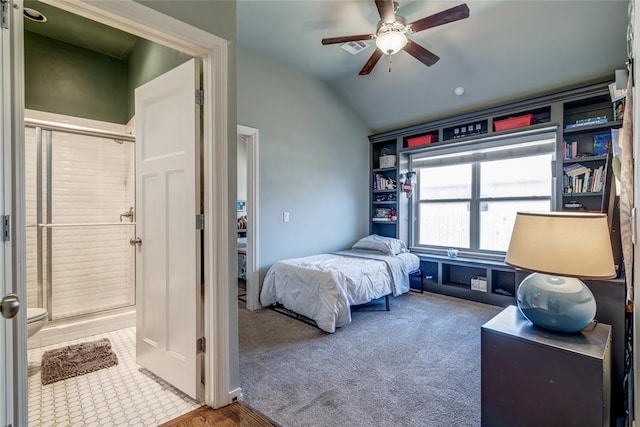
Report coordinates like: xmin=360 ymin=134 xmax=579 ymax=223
xmin=0 ymin=293 xmax=20 ymax=319
xmin=130 ymin=237 xmax=142 ymax=246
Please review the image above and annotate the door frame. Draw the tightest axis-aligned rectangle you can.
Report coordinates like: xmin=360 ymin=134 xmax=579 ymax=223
xmin=3 ymin=0 xmax=26 ymax=424
xmin=14 ymin=0 xmax=232 ymax=412
xmin=237 ymin=125 xmax=260 ymax=311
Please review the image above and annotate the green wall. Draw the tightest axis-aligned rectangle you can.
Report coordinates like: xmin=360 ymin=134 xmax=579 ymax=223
xmin=24 ymin=31 xmax=128 ymax=124
xmin=25 ymin=31 xmax=192 ymax=124
xmin=126 ymin=38 xmax=192 ymax=120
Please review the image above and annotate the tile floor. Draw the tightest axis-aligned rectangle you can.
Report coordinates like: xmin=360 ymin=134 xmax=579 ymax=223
xmin=28 ymin=327 xmax=201 ymax=427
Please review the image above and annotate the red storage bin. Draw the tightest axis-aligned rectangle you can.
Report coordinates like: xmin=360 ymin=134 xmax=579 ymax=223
xmin=407 ymin=135 xmax=435 ymax=147
xmin=494 ymin=114 xmax=535 ymax=131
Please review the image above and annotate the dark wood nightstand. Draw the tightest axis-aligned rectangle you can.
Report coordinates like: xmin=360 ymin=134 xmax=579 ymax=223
xmin=481 ymin=305 xmax=611 ymax=427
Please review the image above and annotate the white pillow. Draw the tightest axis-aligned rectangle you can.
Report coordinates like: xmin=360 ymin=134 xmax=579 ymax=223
xmin=351 ymin=234 xmax=408 ymax=256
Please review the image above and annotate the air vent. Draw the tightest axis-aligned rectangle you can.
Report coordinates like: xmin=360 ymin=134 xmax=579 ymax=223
xmin=340 ymin=41 xmax=370 ymax=55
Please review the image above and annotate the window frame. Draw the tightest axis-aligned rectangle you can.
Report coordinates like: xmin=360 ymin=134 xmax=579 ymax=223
xmin=409 ymin=126 xmax=558 ymax=260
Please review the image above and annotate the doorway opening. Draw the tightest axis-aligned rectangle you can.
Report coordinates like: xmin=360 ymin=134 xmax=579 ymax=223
xmin=237 ymin=125 xmax=259 ymax=311
xmin=22 ymin=4 xmax=202 ymax=424
xmin=12 ymin=1 xmax=231 ymax=424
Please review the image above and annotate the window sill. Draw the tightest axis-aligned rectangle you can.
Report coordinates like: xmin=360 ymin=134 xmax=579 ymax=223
xmin=409 ymin=248 xmax=509 ymax=266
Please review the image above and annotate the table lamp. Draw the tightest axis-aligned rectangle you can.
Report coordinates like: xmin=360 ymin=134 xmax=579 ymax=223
xmin=505 ymin=212 xmax=616 ymax=333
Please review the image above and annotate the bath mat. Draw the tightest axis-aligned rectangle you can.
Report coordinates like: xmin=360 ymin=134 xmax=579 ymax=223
xmin=41 ymin=338 xmax=118 ymax=385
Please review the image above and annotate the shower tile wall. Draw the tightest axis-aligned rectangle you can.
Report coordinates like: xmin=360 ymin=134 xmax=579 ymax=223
xmin=25 ymin=127 xmax=135 ymax=319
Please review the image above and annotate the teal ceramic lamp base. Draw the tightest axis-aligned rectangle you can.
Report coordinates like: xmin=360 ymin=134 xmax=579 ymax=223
xmin=516 ymin=272 xmax=596 ymax=333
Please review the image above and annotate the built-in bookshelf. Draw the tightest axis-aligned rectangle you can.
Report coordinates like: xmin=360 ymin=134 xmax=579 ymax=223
xmin=368 ymin=80 xmax=622 ymax=306
xmin=370 ymin=140 xmax=399 ymax=237
xmin=561 ymin=93 xmax=618 ymax=215
xmin=408 ymin=255 xmax=521 ymax=306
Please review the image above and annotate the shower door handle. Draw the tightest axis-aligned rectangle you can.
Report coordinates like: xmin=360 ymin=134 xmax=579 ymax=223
xmin=0 ymin=293 xmax=20 ymax=319
xmin=130 ymin=237 xmax=142 ymax=247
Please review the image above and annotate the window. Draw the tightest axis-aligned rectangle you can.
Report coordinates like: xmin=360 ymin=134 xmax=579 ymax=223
xmin=410 ymin=128 xmax=556 ymax=256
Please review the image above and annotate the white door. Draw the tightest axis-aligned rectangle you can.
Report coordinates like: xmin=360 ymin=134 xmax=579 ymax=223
xmin=134 ymin=58 xmax=202 ymax=400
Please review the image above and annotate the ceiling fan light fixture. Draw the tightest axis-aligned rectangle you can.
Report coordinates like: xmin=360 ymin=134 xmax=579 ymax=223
xmin=375 ymin=30 xmax=407 ymax=55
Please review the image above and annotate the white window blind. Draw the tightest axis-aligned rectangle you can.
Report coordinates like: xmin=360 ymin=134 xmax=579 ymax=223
xmin=409 ymin=126 xmax=557 ymax=256
xmin=410 ymin=127 xmax=557 ymax=167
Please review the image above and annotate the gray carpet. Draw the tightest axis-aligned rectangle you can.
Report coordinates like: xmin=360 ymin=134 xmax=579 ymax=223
xmin=239 ymin=291 xmax=503 ymax=427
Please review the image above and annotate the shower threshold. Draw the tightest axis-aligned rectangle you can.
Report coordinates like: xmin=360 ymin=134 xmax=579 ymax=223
xmin=28 ymin=306 xmax=136 ymax=350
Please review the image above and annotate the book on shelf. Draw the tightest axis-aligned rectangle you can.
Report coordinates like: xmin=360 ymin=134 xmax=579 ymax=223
xmin=563 ymin=164 xmax=605 ymax=194
xmin=564 ymin=116 xmax=608 ymax=129
xmin=563 ymin=140 xmax=578 ymax=159
xmin=372 ymin=173 xmax=396 ymax=191
xmin=593 ymin=133 xmax=611 ymax=155
xmin=372 ymin=217 xmax=393 ymax=222
xmin=563 ymin=163 xmax=590 ymax=177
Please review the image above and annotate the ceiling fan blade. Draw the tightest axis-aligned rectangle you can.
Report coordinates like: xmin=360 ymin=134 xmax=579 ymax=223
xmin=322 ymin=34 xmax=373 ymax=45
xmin=375 ymin=0 xmax=396 ymax=23
xmin=359 ymin=49 xmax=383 ymax=75
xmin=403 ymin=40 xmax=440 ymax=67
xmin=409 ymin=3 xmax=470 ymax=33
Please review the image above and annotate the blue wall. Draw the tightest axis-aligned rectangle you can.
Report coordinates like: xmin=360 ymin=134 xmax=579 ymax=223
xmin=238 ymin=47 xmax=371 ymax=283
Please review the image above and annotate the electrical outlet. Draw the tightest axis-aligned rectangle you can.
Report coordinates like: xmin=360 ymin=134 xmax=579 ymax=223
xmin=283 ymin=212 xmax=290 ymax=222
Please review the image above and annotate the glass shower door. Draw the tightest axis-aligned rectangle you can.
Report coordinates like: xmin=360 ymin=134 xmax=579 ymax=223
xmin=25 ymin=124 xmax=136 ymax=320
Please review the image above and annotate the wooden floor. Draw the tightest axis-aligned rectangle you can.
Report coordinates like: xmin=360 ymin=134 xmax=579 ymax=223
xmin=160 ymin=402 xmax=280 ymax=427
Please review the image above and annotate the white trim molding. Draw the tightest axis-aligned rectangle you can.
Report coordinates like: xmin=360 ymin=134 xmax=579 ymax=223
xmin=237 ymin=125 xmax=260 ymax=311
xmin=5 ymin=0 xmax=27 ymax=424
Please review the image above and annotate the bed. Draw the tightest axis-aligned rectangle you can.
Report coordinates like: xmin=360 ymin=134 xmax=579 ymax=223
xmin=260 ymin=235 xmax=420 ymax=333
xmin=238 ymin=236 xmax=247 ymax=280
xmin=237 ymin=214 xmax=247 ymax=280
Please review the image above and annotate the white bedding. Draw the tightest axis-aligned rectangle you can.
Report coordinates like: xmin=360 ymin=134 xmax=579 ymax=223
xmin=260 ymin=250 xmax=419 ymax=333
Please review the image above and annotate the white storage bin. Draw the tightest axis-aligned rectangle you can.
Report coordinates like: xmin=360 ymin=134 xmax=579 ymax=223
xmin=471 ymin=276 xmax=488 ymax=292
xmin=380 ymin=154 xmax=396 ymax=168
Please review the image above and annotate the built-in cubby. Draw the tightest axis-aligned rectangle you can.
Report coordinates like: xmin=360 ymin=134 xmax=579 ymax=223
xmin=492 ymin=105 xmax=551 ymax=132
xmin=491 ymin=269 xmax=516 ymax=297
xmin=443 ymin=119 xmax=488 ymax=141
xmin=403 ymin=130 xmax=439 ymax=149
xmin=442 ymin=264 xmax=485 ymax=288
xmin=409 ymin=255 xmax=519 ymax=306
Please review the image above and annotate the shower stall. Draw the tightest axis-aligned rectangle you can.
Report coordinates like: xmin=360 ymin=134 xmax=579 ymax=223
xmin=25 ymin=119 xmax=136 ymax=321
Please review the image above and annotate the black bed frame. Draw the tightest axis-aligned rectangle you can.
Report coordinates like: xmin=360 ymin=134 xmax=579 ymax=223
xmin=268 ymin=269 xmax=424 ymax=330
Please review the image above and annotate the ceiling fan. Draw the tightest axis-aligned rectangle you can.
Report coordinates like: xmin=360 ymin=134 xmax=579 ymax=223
xmin=321 ymin=0 xmax=470 ymax=75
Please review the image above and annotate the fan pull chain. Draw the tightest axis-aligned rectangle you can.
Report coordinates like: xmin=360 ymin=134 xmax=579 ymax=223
xmin=388 ymin=53 xmax=392 ymax=72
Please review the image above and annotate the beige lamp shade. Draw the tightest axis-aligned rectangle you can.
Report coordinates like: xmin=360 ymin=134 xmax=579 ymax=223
xmin=505 ymin=212 xmax=616 ymax=279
